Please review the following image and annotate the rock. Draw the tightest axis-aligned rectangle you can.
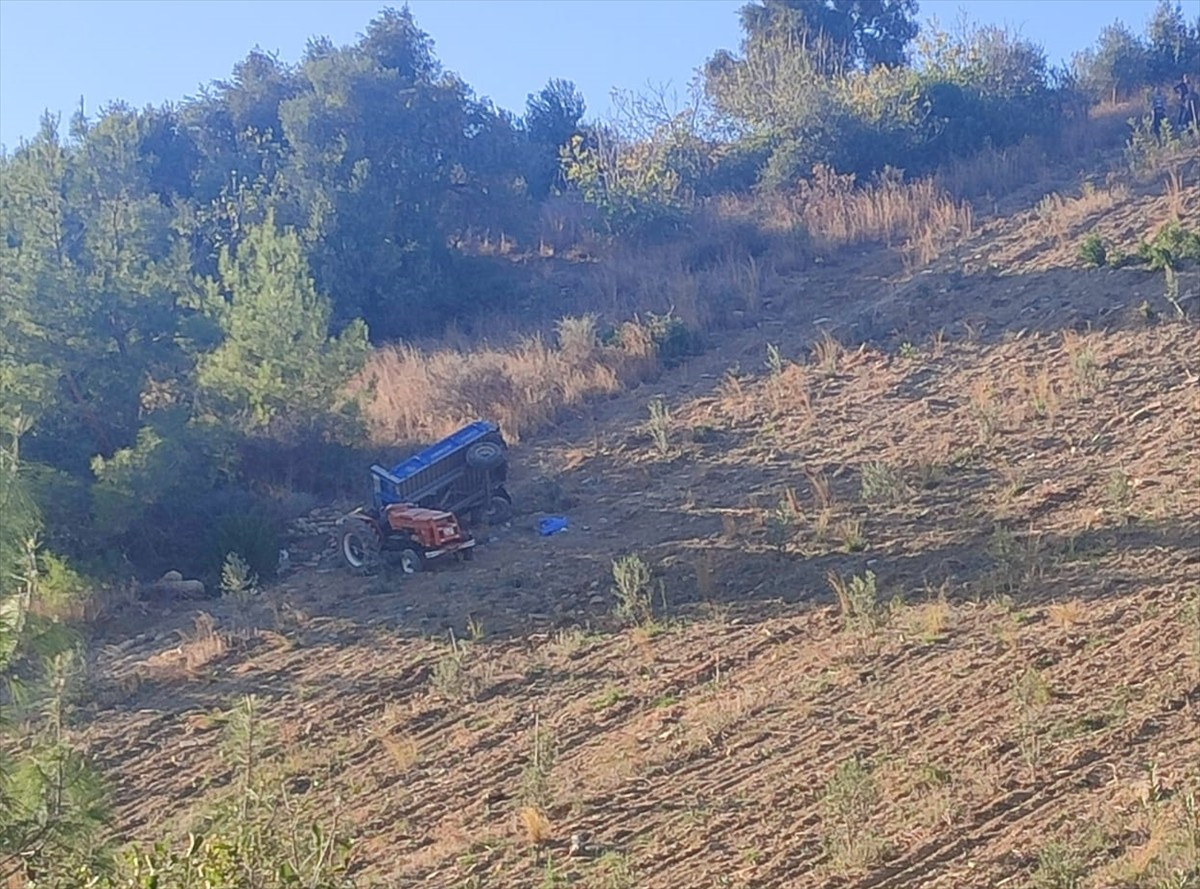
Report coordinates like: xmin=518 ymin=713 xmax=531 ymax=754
xmin=160 ymin=570 xmax=183 ymax=582
xmin=145 ymin=579 xmax=208 ymax=600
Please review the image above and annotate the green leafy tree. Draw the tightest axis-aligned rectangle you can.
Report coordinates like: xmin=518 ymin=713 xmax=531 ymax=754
xmin=739 ymin=0 xmax=920 ymax=72
xmin=1073 ymin=22 xmax=1151 ymax=102
xmin=1146 ymin=0 xmax=1200 ymax=82
xmin=0 ymin=110 xmax=192 ymax=473
xmin=561 ymin=128 xmax=687 ymax=234
xmin=196 ymin=210 xmax=368 ymax=437
xmin=279 ymin=12 xmax=528 ymax=339
xmin=523 ymin=78 xmax=587 ymax=197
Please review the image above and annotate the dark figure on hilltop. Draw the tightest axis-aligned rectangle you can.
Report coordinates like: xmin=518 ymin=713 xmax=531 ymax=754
xmin=1175 ymin=74 xmax=1194 ymax=129
xmin=1151 ymin=89 xmax=1167 ymax=142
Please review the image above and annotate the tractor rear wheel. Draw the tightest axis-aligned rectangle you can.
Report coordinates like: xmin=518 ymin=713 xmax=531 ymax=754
xmin=340 ymin=517 xmax=382 ymax=575
xmin=398 ymin=546 xmax=426 ymax=575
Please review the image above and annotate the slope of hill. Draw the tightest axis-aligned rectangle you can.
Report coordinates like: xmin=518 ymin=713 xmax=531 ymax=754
xmin=76 ymin=152 xmax=1200 ymax=888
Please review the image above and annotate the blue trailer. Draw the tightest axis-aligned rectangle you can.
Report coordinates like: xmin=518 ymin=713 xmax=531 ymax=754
xmin=368 ymin=420 xmax=512 ymax=526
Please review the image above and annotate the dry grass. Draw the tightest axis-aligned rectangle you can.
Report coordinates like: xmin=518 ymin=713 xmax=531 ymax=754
xmin=79 ymin=146 xmax=1200 ymax=889
xmin=792 ymin=166 xmax=973 ymax=258
xmin=179 ymin=613 xmax=227 ymax=671
xmin=140 ymin=612 xmax=230 ymax=679
xmin=1036 ymin=181 xmax=1130 ymax=245
xmin=937 ymin=100 xmax=1137 ymax=203
xmin=812 ymin=331 xmax=844 ymax=376
xmin=358 ymin=329 xmax=655 ymax=445
xmin=376 ymin=730 xmax=421 ymax=772
xmin=1046 ymin=599 xmax=1086 ymax=632
xmin=938 ymin=137 xmax=1050 ymax=202
xmin=902 ymin=595 xmax=952 ymax=642
xmin=352 ymin=108 xmax=1146 ymax=453
xmin=517 ymin=806 xmax=552 ymax=846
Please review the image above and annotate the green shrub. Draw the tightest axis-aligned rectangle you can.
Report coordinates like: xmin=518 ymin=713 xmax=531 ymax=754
xmin=1077 ymin=234 xmax=1107 ymax=268
xmin=829 ymin=570 xmax=886 ymax=633
xmin=611 ymin=554 xmax=654 ymax=624
xmin=210 ymin=511 xmax=280 ymax=582
xmin=1137 ymin=222 xmax=1200 ymax=271
xmin=642 ymin=310 xmax=703 ymax=368
xmin=646 ymin=398 xmax=671 ymax=456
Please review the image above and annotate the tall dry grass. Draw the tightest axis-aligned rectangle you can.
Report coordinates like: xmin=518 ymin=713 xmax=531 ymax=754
xmin=356 ymin=324 xmax=658 ymax=446
xmin=791 ymin=166 xmax=972 ymax=254
xmin=719 ymin=165 xmax=972 ymax=270
xmin=357 ymin=171 xmax=977 ymax=445
xmin=937 ymin=100 xmax=1140 ymax=202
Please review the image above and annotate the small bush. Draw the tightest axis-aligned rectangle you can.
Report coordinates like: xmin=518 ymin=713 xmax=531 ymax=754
xmin=822 ymin=757 xmax=884 ymax=872
xmin=34 ymin=552 xmax=91 ymax=621
xmin=1078 ymin=234 xmax=1107 ymax=268
xmin=220 ymin=552 xmax=258 ymax=605
xmin=646 ymin=398 xmax=671 ymax=456
xmin=642 ymin=310 xmax=702 ymax=368
xmin=211 ymin=512 xmax=280 ymax=582
xmin=429 ymin=634 xmax=475 ymax=702
xmin=765 ymin=496 xmax=798 ymax=554
xmin=555 ymin=314 xmax=599 ymax=363
xmin=111 ymin=695 xmax=355 ymax=888
xmin=859 ymin=462 xmax=907 ymax=504
xmin=1030 ymin=840 xmax=1085 ymax=889
xmin=1137 ymin=222 xmax=1200 ymax=271
xmin=612 ymin=554 xmax=654 ymax=624
xmin=521 ymin=718 xmax=557 ymax=808
xmin=765 ymin=343 xmax=785 ymax=377
xmin=829 ymin=570 xmax=885 ymax=632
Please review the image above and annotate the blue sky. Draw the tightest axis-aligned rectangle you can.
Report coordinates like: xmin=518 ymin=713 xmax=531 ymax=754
xmin=0 ymin=0 xmax=1165 ymax=150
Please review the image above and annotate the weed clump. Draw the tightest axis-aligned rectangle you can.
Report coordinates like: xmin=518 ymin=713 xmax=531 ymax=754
xmin=829 ymin=570 xmax=886 ymax=633
xmin=646 ymin=398 xmax=671 ymax=456
xmin=1078 ymin=234 xmax=1107 ymax=268
xmin=822 ymin=757 xmax=884 ymax=872
xmin=859 ymin=462 xmax=907 ymax=504
xmin=612 ymin=554 xmax=654 ymax=624
xmin=1137 ymin=221 xmax=1200 ymax=271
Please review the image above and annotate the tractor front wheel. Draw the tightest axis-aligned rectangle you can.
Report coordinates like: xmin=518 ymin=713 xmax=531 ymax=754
xmin=483 ymin=490 xmax=513 ymax=525
xmin=398 ymin=546 xmax=426 ymax=575
xmin=340 ymin=517 xmax=382 ymax=575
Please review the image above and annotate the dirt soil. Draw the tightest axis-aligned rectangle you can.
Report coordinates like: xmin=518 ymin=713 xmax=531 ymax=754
xmin=78 ymin=162 xmax=1200 ymax=888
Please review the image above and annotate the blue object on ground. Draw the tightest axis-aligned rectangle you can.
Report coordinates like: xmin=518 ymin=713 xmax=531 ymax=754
xmin=538 ymin=516 xmax=568 ymax=536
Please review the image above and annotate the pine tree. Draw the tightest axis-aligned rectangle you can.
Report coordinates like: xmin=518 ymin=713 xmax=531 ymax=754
xmin=197 ymin=210 xmax=369 ymax=437
xmin=0 ymin=443 xmax=110 ymax=886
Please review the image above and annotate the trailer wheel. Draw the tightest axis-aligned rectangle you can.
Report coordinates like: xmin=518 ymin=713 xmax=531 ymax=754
xmin=340 ymin=517 xmax=382 ymax=575
xmin=465 ymin=439 xmax=506 ymax=470
xmin=398 ymin=546 xmax=426 ymax=575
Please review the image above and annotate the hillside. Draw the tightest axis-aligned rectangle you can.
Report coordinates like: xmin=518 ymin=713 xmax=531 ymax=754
xmin=70 ymin=145 xmax=1200 ymax=889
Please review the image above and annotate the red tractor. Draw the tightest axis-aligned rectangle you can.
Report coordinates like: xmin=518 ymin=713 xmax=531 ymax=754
xmin=338 ymin=503 xmax=476 ymax=575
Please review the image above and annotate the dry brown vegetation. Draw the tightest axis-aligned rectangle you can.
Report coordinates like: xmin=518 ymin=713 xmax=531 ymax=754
xmin=73 ymin=120 xmax=1200 ymax=887
xmin=359 ymin=332 xmax=640 ymax=444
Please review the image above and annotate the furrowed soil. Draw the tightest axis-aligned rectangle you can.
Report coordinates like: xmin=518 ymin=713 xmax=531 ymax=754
xmin=79 ymin=162 xmax=1200 ymax=887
